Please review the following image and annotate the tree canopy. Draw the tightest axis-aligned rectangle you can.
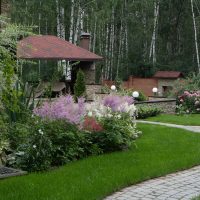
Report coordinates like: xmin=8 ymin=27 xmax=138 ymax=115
xmin=10 ymin=0 xmax=200 ymax=80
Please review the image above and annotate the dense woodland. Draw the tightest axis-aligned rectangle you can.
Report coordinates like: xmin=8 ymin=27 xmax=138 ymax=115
xmin=10 ymin=0 xmax=200 ymax=81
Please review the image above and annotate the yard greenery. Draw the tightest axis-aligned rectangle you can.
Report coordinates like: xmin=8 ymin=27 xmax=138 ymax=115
xmin=1 ymin=124 xmax=200 ymax=200
xmin=146 ymin=114 xmax=200 ymax=126
xmin=2 ymin=94 xmax=141 ymax=171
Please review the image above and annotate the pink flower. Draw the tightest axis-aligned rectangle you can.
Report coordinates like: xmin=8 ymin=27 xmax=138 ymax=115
xmin=34 ymin=95 xmax=86 ymax=125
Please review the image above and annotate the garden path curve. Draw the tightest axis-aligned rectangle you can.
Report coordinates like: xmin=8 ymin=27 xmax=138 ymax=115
xmin=136 ymin=120 xmax=200 ymax=133
xmin=104 ymin=121 xmax=200 ymax=200
xmin=104 ymin=165 xmax=200 ymax=200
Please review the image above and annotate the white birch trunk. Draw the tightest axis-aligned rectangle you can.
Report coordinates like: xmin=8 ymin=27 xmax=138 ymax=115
xmin=38 ymin=1 xmax=42 ymax=34
xmin=149 ymin=0 xmax=159 ymax=65
xmin=56 ymin=0 xmax=61 ymax=38
xmin=60 ymin=6 xmax=66 ymax=39
xmin=105 ymin=23 xmax=109 ymax=79
xmin=80 ymin=9 xmax=84 ymax=32
xmin=117 ymin=21 xmax=123 ymax=78
xmin=191 ymin=0 xmax=200 ymax=73
xmin=110 ymin=7 xmax=115 ymax=80
xmin=92 ymin=16 xmax=97 ymax=53
xmin=74 ymin=5 xmax=81 ymax=45
xmin=69 ymin=0 xmax=75 ymax=43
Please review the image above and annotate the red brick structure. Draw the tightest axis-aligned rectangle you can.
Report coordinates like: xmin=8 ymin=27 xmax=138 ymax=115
xmin=104 ymin=71 xmax=183 ymax=97
xmin=104 ymin=78 xmax=158 ymax=96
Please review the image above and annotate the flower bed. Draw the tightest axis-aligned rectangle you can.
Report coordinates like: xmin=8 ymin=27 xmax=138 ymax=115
xmin=177 ymin=91 xmax=200 ymax=114
xmin=2 ymin=95 xmax=141 ymax=172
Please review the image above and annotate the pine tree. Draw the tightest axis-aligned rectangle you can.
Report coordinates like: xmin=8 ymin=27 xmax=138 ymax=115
xmin=74 ymin=69 xmax=86 ymax=100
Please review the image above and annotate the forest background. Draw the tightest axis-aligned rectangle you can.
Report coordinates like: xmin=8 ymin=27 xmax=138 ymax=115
xmin=10 ymin=0 xmax=200 ymax=82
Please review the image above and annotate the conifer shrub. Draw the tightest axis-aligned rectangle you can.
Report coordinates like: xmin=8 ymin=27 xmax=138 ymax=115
xmin=74 ymin=69 xmax=86 ymax=100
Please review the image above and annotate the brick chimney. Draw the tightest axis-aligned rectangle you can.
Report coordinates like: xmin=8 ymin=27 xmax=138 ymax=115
xmin=80 ymin=32 xmax=90 ymax=51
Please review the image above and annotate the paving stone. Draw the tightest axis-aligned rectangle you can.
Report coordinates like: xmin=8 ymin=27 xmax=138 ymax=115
xmin=104 ymin=165 xmax=200 ymax=200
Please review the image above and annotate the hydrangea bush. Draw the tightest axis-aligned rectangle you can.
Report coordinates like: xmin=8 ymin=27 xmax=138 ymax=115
xmin=177 ymin=91 xmax=200 ymax=114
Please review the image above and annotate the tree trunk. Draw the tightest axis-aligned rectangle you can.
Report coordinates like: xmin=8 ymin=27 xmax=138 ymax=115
xmin=69 ymin=0 xmax=75 ymax=43
xmin=149 ymin=0 xmax=159 ymax=65
xmin=191 ymin=0 xmax=200 ymax=73
xmin=74 ymin=5 xmax=81 ymax=44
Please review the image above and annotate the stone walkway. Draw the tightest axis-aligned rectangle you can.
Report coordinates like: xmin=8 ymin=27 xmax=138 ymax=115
xmin=136 ymin=120 xmax=200 ymax=133
xmin=105 ymin=121 xmax=200 ymax=200
xmin=105 ymin=165 xmax=200 ymax=200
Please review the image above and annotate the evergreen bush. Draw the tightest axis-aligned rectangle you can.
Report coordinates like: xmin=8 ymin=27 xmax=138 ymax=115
xmin=74 ymin=69 xmax=86 ymax=100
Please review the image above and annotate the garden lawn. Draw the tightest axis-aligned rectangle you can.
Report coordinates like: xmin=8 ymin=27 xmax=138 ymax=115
xmin=1 ymin=124 xmax=200 ymax=200
xmin=146 ymin=114 xmax=200 ymax=126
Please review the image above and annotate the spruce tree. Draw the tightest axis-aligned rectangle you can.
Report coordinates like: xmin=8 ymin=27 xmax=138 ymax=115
xmin=74 ymin=69 xmax=86 ymax=100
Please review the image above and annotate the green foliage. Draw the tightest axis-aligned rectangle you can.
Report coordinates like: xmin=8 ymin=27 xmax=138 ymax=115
xmin=8 ymin=118 xmax=101 ymax=171
xmin=10 ymin=0 xmax=200 ymax=81
xmin=117 ymin=89 xmax=148 ymax=102
xmin=0 ymin=117 xmax=9 ymax=165
xmin=114 ymin=77 xmax=123 ymax=90
xmin=146 ymin=114 xmax=200 ymax=126
xmin=136 ymin=91 xmax=148 ymax=102
xmin=16 ymin=128 xmax=53 ymax=172
xmin=170 ymin=73 xmax=200 ymax=97
xmin=94 ymin=115 xmax=138 ymax=152
xmin=0 ymin=17 xmax=34 ymax=123
xmin=2 ymin=124 xmax=200 ymax=200
xmin=2 ymin=80 xmax=35 ymax=123
xmin=74 ymin=69 xmax=86 ymax=99
xmin=8 ymin=122 xmax=31 ymax=150
xmin=136 ymin=106 xmax=162 ymax=119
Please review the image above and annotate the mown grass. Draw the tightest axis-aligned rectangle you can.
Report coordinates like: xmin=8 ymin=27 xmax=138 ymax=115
xmin=146 ymin=114 xmax=200 ymax=126
xmin=1 ymin=124 xmax=200 ymax=200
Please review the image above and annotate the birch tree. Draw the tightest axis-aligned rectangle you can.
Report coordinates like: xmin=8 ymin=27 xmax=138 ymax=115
xmin=191 ymin=0 xmax=200 ymax=73
xmin=149 ymin=0 xmax=159 ymax=65
xmin=69 ymin=0 xmax=75 ymax=43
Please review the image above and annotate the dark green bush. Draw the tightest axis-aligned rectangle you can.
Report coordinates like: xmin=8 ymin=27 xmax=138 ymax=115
xmin=137 ymin=106 xmax=162 ymax=119
xmin=16 ymin=129 xmax=53 ymax=171
xmin=74 ymin=69 xmax=86 ymax=100
xmin=8 ymin=122 xmax=30 ymax=150
xmin=42 ymin=120 xmax=88 ymax=165
xmin=11 ymin=119 xmax=101 ymax=171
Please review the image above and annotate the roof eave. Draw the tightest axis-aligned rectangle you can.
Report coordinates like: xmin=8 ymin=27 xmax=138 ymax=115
xmin=17 ymin=56 xmax=104 ymax=62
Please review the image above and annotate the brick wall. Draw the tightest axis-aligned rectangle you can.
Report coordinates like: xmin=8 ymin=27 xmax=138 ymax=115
xmin=103 ymin=77 xmax=158 ymax=96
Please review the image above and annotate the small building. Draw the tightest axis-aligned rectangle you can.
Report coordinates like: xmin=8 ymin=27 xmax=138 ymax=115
xmin=153 ymin=71 xmax=184 ymax=96
xmin=103 ymin=71 xmax=184 ymax=97
xmin=17 ymin=34 xmax=103 ymax=99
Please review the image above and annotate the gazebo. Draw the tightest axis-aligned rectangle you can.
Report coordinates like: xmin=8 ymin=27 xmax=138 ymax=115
xmin=17 ymin=34 xmax=103 ymax=97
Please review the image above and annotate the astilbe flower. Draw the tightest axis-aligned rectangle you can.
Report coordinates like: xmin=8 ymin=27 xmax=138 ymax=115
xmin=33 ymin=95 xmax=86 ymax=125
xmin=103 ymin=95 xmax=134 ymax=111
xmin=86 ymin=95 xmax=136 ymax=119
xmin=83 ymin=116 xmax=104 ymax=132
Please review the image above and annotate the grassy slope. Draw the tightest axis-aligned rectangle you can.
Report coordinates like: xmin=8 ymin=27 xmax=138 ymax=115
xmin=146 ymin=114 xmax=200 ymax=126
xmin=1 ymin=124 xmax=200 ymax=200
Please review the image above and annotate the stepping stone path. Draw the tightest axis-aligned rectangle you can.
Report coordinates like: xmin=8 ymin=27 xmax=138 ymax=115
xmin=105 ymin=121 xmax=200 ymax=200
xmin=105 ymin=165 xmax=200 ymax=200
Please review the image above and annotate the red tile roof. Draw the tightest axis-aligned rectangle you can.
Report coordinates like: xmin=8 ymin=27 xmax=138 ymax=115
xmin=17 ymin=35 xmax=103 ymax=61
xmin=154 ymin=71 xmax=184 ymax=79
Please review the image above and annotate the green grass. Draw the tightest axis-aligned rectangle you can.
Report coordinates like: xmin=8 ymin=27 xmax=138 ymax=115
xmin=1 ymin=124 xmax=200 ymax=200
xmin=146 ymin=114 xmax=200 ymax=126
